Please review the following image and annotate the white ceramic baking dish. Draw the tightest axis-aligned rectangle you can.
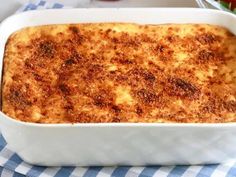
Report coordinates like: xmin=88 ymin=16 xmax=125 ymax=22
xmin=0 ymin=8 xmax=236 ymax=166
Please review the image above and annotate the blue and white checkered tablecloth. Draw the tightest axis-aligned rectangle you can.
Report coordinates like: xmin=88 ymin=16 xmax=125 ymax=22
xmin=1 ymin=133 xmax=236 ymax=177
xmin=1 ymin=1 xmax=236 ymax=176
xmin=16 ymin=0 xmax=66 ymax=13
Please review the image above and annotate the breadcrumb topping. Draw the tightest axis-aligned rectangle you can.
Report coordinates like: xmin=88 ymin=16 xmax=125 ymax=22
xmin=2 ymin=23 xmax=236 ymax=123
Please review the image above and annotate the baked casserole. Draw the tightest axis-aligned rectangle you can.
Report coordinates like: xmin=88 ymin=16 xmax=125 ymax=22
xmin=2 ymin=23 xmax=236 ymax=123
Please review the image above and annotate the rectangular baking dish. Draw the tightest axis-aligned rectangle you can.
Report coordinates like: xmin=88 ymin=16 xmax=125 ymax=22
xmin=0 ymin=8 xmax=236 ymax=166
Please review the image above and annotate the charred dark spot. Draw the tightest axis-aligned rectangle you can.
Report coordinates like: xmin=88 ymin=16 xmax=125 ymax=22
xmin=75 ymin=35 xmax=84 ymax=44
xmin=136 ymin=89 xmax=157 ymax=104
xmin=115 ymin=74 xmax=128 ymax=83
xmin=166 ymin=36 xmax=176 ymax=42
xmin=155 ymin=45 xmax=165 ymax=53
xmin=38 ymin=40 xmax=55 ymax=58
xmin=112 ymin=33 xmax=140 ymax=48
xmin=154 ymin=44 xmax=174 ymax=60
xmin=65 ymin=59 xmax=76 ymax=65
xmin=139 ymin=34 xmax=156 ymax=43
xmin=224 ymin=100 xmax=236 ymax=112
xmin=127 ymin=68 xmax=141 ymax=80
xmin=121 ymin=33 xmax=140 ymax=47
xmin=136 ymin=106 xmax=143 ymax=115
xmin=69 ymin=26 xmax=79 ymax=34
xmin=59 ymin=84 xmax=70 ymax=95
xmin=94 ymin=95 xmax=105 ymax=107
xmin=8 ymin=87 xmax=32 ymax=109
xmin=109 ymin=70 xmax=116 ymax=74
xmin=63 ymin=101 xmax=75 ymax=119
xmin=142 ymin=71 xmax=156 ymax=83
xmin=105 ymin=28 xmax=112 ymax=34
xmin=57 ymin=32 xmax=63 ymax=36
xmin=12 ymin=74 xmax=21 ymax=81
xmin=120 ymin=59 xmax=133 ymax=64
xmin=202 ymin=97 xmax=224 ymax=114
xmin=86 ymin=64 xmax=104 ymax=80
xmin=198 ymin=50 xmax=215 ymax=61
xmin=72 ymin=52 xmax=83 ymax=61
xmin=168 ymin=78 xmax=199 ymax=99
xmin=13 ymin=90 xmax=19 ymax=97
xmin=112 ymin=37 xmax=119 ymax=43
xmin=68 ymin=27 xmax=84 ymax=44
xmin=16 ymin=44 xmax=22 ymax=50
xmin=25 ymin=59 xmax=34 ymax=69
xmin=198 ymin=27 xmax=206 ymax=32
xmin=113 ymin=45 xmax=117 ymax=50
xmin=196 ymin=33 xmax=219 ymax=45
xmin=225 ymin=31 xmax=235 ymax=37
xmin=111 ymin=105 xmax=121 ymax=114
xmin=64 ymin=104 xmax=74 ymax=110
xmin=128 ymin=68 xmax=156 ymax=85
xmin=69 ymin=112 xmax=93 ymax=123
xmin=93 ymin=89 xmax=112 ymax=108
xmin=33 ymin=73 xmax=43 ymax=81
xmin=112 ymin=117 xmax=121 ymax=122
xmin=42 ymin=85 xmax=53 ymax=96
xmin=63 ymin=53 xmax=83 ymax=67
xmin=175 ymin=79 xmax=195 ymax=92
xmin=112 ymin=57 xmax=133 ymax=65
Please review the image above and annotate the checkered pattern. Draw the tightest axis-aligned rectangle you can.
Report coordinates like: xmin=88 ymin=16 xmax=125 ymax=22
xmin=1 ymin=1 xmax=236 ymax=176
xmin=16 ymin=0 xmax=66 ymax=13
xmin=0 ymin=133 xmax=236 ymax=177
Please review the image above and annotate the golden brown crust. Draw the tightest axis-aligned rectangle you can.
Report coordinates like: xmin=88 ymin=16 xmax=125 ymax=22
xmin=2 ymin=23 xmax=236 ymax=123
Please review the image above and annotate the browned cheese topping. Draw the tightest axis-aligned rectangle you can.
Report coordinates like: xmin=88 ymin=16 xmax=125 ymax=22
xmin=2 ymin=23 xmax=236 ymax=123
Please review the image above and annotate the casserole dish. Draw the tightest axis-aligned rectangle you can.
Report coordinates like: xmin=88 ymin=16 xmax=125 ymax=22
xmin=0 ymin=8 xmax=236 ymax=166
